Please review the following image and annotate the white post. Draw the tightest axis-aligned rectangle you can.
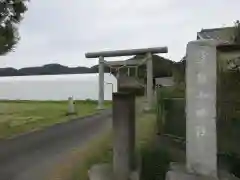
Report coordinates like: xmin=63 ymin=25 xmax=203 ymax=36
xmin=127 ymin=67 xmax=130 ymax=76
xmin=98 ymin=56 xmax=104 ymax=109
xmin=145 ymin=52 xmax=153 ymax=110
xmin=67 ymin=96 xmax=75 ymax=115
xmin=186 ymin=40 xmax=218 ymax=177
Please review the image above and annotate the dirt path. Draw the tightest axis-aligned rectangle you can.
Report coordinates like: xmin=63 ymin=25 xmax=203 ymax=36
xmin=0 ymin=110 xmax=111 ymax=180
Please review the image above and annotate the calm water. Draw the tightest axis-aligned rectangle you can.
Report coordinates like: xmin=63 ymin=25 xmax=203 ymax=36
xmin=0 ymin=73 xmax=117 ymax=100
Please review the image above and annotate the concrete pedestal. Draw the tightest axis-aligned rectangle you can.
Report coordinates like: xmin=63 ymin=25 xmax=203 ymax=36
xmin=89 ymin=92 xmax=138 ymax=180
xmin=88 ymin=164 xmax=113 ymax=180
xmin=166 ymin=163 xmax=239 ymax=180
xmin=88 ymin=163 xmax=140 ymax=180
xmin=113 ymin=92 xmax=136 ymax=180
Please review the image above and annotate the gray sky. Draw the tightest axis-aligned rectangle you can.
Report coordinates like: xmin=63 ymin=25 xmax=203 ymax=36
xmin=0 ymin=0 xmax=239 ymax=68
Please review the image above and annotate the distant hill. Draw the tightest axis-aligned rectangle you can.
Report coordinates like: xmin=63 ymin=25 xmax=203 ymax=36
xmin=0 ymin=55 xmax=174 ymax=77
xmin=0 ymin=64 xmax=99 ymax=77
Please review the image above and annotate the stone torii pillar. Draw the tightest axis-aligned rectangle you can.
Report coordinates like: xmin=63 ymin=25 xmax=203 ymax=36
xmin=145 ymin=52 xmax=153 ymax=111
xmin=98 ymin=56 xmax=105 ymax=109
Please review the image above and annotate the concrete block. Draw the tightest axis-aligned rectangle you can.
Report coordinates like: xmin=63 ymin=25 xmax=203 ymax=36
xmin=166 ymin=170 xmax=239 ymax=180
xmin=88 ymin=163 xmax=140 ymax=180
xmin=88 ymin=164 xmax=113 ymax=180
xmin=130 ymin=171 xmax=140 ymax=180
xmin=166 ymin=170 xmax=218 ymax=180
xmin=166 ymin=163 xmax=239 ymax=180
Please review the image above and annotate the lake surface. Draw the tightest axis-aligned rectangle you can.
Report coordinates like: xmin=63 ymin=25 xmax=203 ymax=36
xmin=0 ymin=73 xmax=117 ymax=100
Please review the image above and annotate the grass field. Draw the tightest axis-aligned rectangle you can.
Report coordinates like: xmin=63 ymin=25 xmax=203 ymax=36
xmin=0 ymin=100 xmax=111 ymax=139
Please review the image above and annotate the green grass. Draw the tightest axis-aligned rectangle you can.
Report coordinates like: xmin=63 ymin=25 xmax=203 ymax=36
xmin=0 ymin=100 xmax=111 ymax=139
xmin=48 ymin=130 xmax=113 ymax=180
xmin=140 ymin=146 xmax=171 ymax=180
xmin=70 ymin=132 xmax=113 ymax=180
xmin=137 ymin=113 xmax=171 ymax=180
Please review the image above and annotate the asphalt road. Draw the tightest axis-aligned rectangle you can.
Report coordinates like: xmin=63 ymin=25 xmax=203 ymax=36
xmin=0 ymin=110 xmax=112 ymax=180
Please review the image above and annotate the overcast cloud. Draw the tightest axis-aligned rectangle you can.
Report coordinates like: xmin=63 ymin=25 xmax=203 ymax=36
xmin=0 ymin=0 xmax=239 ymax=68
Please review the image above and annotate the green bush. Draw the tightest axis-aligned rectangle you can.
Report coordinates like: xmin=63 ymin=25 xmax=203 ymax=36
xmin=140 ymin=147 xmax=171 ymax=180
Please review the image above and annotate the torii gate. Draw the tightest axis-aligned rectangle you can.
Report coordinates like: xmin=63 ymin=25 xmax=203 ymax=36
xmin=85 ymin=47 xmax=168 ymax=110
